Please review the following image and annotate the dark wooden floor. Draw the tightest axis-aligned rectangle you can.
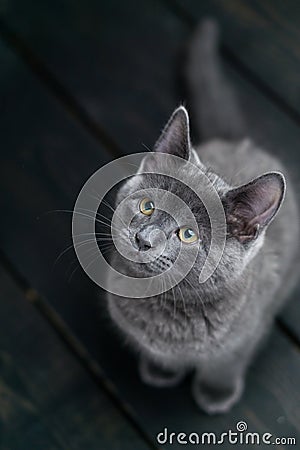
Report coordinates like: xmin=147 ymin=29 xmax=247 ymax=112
xmin=0 ymin=1 xmax=300 ymax=448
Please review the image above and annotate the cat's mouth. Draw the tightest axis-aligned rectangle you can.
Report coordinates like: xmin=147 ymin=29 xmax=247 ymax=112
xmin=122 ymin=254 xmax=174 ymax=277
xmin=140 ymin=255 xmax=174 ymax=276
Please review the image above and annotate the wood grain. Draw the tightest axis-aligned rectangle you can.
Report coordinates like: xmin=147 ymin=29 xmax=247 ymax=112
xmin=174 ymin=0 xmax=300 ymax=117
xmin=0 ymin=265 xmax=151 ymax=449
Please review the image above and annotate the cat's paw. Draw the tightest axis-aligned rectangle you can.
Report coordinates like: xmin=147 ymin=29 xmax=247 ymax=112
xmin=139 ymin=356 xmax=186 ymax=388
xmin=192 ymin=376 xmax=244 ymax=415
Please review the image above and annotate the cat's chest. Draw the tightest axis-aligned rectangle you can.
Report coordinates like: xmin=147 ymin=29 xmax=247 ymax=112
xmin=107 ymin=291 xmax=236 ymax=362
xmin=108 ymin=293 xmax=202 ymax=347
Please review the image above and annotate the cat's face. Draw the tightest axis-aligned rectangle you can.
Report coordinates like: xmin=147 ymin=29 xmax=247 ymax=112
xmin=114 ymin=172 xmax=211 ymax=278
xmin=111 ymin=107 xmax=285 ymax=294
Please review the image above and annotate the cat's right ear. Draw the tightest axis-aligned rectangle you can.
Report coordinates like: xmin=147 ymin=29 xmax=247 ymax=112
xmin=223 ymin=172 xmax=285 ymax=244
xmin=137 ymin=106 xmax=191 ymax=173
xmin=153 ymin=106 xmax=191 ymax=160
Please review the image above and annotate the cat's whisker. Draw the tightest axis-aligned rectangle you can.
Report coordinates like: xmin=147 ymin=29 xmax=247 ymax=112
xmin=100 ymin=246 xmax=116 ymax=257
xmin=54 ymin=242 xmax=78 ymax=268
xmin=101 ymin=199 xmax=128 ymax=229
xmin=47 ymin=208 xmax=124 ymax=233
xmin=167 ymin=270 xmax=186 ymax=319
xmin=173 ymin=282 xmax=177 ymax=318
xmin=77 ymin=207 xmax=113 ymax=223
xmin=163 ymin=274 xmax=169 ymax=310
xmin=175 ymin=277 xmax=187 ymax=323
xmin=55 ymin=238 xmax=99 ymax=267
xmin=55 ymin=233 xmax=125 ymax=269
xmin=68 ymin=261 xmax=82 ymax=282
xmin=89 ymin=186 xmax=115 ymax=205
xmin=143 ymin=270 xmax=155 ymax=298
xmin=87 ymin=189 xmax=104 ymax=204
xmin=159 ymin=276 xmax=165 ymax=309
xmin=73 ymin=231 xmax=123 ymax=239
xmin=76 ymin=247 xmax=102 ymax=265
xmin=181 ymin=275 xmax=205 ymax=311
xmin=46 ymin=207 xmax=108 ymax=222
xmin=141 ymin=142 xmax=152 ymax=153
xmin=101 ymin=199 xmax=116 ymax=212
xmin=125 ymin=162 xmax=140 ymax=169
xmin=78 ymin=206 xmax=126 ymax=230
xmin=62 ymin=242 xmax=112 ymax=277
xmin=164 ymin=271 xmax=177 ymax=319
xmin=68 ymin=248 xmax=102 ymax=283
xmin=160 ymin=270 xmax=170 ymax=309
xmin=68 ymin=210 xmax=114 ymax=229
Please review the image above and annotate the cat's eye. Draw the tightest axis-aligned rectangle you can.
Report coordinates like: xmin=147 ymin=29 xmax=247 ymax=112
xmin=140 ymin=198 xmax=155 ymax=216
xmin=178 ymin=227 xmax=198 ymax=244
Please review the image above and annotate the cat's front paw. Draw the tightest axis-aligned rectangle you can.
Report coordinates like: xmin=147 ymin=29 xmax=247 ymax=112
xmin=139 ymin=356 xmax=186 ymax=388
xmin=192 ymin=375 xmax=244 ymax=415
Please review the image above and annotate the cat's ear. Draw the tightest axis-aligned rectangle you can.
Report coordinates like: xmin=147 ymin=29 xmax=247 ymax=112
xmin=154 ymin=106 xmax=191 ymax=160
xmin=223 ymin=172 xmax=285 ymax=244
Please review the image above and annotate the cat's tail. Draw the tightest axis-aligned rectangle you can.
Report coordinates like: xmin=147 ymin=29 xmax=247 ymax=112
xmin=186 ymin=19 xmax=246 ymax=141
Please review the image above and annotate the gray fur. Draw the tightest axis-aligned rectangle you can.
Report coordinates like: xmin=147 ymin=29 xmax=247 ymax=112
xmin=106 ymin=20 xmax=299 ymax=414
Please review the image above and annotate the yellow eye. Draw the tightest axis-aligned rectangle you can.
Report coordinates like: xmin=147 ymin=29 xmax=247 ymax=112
xmin=178 ymin=227 xmax=198 ymax=244
xmin=140 ymin=198 xmax=155 ymax=216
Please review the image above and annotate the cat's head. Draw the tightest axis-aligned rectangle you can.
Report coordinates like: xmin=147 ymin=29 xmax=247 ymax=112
xmin=112 ymin=106 xmax=285 ymax=295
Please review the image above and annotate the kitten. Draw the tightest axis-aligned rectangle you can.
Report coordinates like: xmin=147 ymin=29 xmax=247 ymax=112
xmin=106 ymin=20 xmax=299 ymax=414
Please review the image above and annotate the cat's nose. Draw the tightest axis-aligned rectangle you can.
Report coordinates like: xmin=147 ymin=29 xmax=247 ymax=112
xmin=135 ymin=232 xmax=152 ymax=251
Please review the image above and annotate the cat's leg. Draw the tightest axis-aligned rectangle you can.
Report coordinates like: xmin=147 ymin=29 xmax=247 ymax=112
xmin=186 ymin=19 xmax=246 ymax=141
xmin=192 ymin=354 xmax=248 ymax=414
xmin=138 ymin=354 xmax=187 ymax=388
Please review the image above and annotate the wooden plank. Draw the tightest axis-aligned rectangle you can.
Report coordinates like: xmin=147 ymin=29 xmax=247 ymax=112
xmin=0 ymin=265 xmax=151 ymax=449
xmin=0 ymin=0 xmax=185 ymax=154
xmin=173 ymin=0 xmax=300 ymax=116
xmin=0 ymin=0 xmax=300 ymax=444
xmin=0 ymin=39 xmax=155 ymax=450
xmin=0 ymin=0 xmax=299 ymax=338
xmin=3 ymin=261 xmax=299 ymax=450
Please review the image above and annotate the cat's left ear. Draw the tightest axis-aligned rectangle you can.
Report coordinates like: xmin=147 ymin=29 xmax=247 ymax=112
xmin=223 ymin=172 xmax=285 ymax=244
xmin=154 ymin=106 xmax=191 ymax=160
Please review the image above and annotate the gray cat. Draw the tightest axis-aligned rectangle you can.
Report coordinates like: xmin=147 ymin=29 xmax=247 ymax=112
xmin=106 ymin=20 xmax=299 ymax=414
